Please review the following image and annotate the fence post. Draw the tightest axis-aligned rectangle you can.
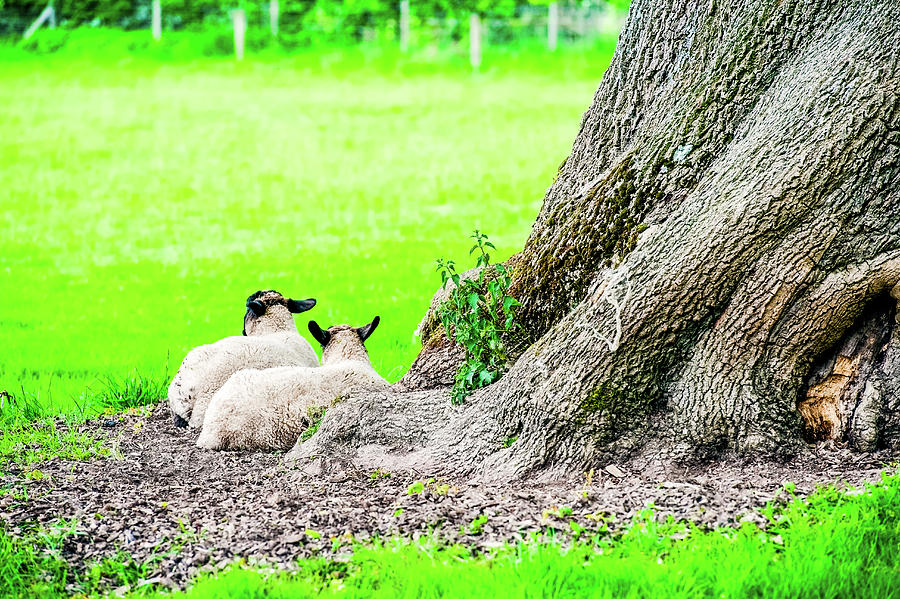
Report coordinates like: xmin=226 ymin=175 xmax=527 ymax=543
xmin=22 ymin=3 xmax=54 ymax=40
xmin=232 ymin=9 xmax=246 ymax=60
xmin=151 ymin=0 xmax=161 ymax=41
xmin=548 ymin=2 xmax=558 ymax=51
xmin=399 ymin=0 xmax=410 ymax=52
xmin=469 ymin=13 xmax=481 ymax=70
xmin=269 ymin=0 xmax=279 ymax=37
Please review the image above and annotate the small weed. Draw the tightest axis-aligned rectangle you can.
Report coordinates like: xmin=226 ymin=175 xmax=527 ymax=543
xmin=300 ymin=407 xmax=327 ymax=443
xmin=370 ymin=468 xmax=391 ymax=481
xmin=23 ymin=469 xmax=44 ymax=481
xmin=432 ymin=482 xmax=451 ymax=495
xmin=569 ymin=519 xmax=586 ymax=540
xmin=174 ymin=519 xmax=205 ymax=546
xmin=542 ymin=505 xmax=575 ymax=523
xmin=406 ymin=478 xmax=452 ymax=497
xmin=467 ymin=514 xmax=489 ymax=535
xmin=331 ymin=532 xmax=354 ymax=552
xmin=503 ymin=435 xmax=518 ymax=448
xmin=436 ymin=231 xmax=521 ymax=404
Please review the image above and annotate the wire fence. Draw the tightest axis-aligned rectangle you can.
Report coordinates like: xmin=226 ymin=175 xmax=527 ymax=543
xmin=2 ymin=1 xmax=627 ymax=56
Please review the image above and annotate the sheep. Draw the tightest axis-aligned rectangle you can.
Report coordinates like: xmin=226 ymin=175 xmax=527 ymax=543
xmin=167 ymin=290 xmax=318 ymax=429
xmin=196 ymin=316 xmax=388 ymax=451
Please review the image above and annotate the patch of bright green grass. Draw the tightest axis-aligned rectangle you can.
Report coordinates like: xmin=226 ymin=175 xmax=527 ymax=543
xmin=0 ymin=31 xmax=618 ymax=419
xmin=155 ymin=470 xmax=900 ymax=598
xmin=0 ymin=520 xmax=78 ymax=599
xmin=0 ymin=370 xmax=166 ymax=473
xmin=0 ymin=416 xmax=109 ymax=473
xmin=0 ymin=518 xmax=188 ymax=598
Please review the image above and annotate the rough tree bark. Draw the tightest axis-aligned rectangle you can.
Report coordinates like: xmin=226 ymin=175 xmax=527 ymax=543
xmin=289 ymin=0 xmax=900 ymax=481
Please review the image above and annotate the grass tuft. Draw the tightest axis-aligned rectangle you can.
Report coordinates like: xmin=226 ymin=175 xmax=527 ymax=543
xmin=92 ymin=368 xmax=169 ymax=412
xmin=297 ymin=405 xmax=328 ymax=444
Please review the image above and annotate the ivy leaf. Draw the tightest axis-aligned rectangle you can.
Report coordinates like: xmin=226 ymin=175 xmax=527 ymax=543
xmin=478 ymin=370 xmax=496 ymax=385
xmin=502 ymin=296 xmax=520 ymax=311
xmin=467 ymin=292 xmax=479 ymax=311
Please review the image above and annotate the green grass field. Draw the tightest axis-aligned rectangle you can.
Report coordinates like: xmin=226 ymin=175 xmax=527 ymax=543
xmin=0 ymin=32 xmax=616 ymax=418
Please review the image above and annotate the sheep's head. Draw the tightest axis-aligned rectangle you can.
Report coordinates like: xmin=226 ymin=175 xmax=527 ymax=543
xmin=243 ymin=290 xmax=316 ymax=336
xmin=308 ymin=316 xmax=380 ymax=365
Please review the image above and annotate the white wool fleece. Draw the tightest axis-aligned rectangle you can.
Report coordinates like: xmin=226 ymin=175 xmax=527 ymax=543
xmin=168 ymin=331 xmax=319 ymax=428
xmin=197 ymin=320 xmax=387 ymax=451
xmin=196 ymin=361 xmax=388 ymax=450
xmin=168 ymin=293 xmax=318 ymax=428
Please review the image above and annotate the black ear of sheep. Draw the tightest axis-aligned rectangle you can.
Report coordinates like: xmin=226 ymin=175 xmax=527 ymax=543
xmin=308 ymin=321 xmax=331 ymax=347
xmin=287 ymin=298 xmax=317 ymax=313
xmin=356 ymin=316 xmax=380 ymax=342
xmin=247 ymin=300 xmax=266 ymax=317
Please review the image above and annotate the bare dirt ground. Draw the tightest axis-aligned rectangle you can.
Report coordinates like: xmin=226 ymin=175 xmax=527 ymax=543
xmin=1 ymin=403 xmax=896 ymax=591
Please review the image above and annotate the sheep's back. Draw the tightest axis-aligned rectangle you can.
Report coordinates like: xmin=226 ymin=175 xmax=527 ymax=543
xmin=185 ymin=333 xmax=318 ymax=429
xmin=199 ymin=367 xmax=319 ymax=450
xmin=199 ymin=362 xmax=389 ymax=451
xmin=168 ymin=342 xmax=220 ymax=421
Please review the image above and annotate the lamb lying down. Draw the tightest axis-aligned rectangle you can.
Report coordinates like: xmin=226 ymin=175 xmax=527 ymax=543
xmin=196 ymin=316 xmax=388 ymax=451
xmin=168 ymin=290 xmax=318 ymax=429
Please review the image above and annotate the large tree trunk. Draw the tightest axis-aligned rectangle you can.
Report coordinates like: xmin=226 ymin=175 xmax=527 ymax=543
xmin=290 ymin=0 xmax=900 ymax=481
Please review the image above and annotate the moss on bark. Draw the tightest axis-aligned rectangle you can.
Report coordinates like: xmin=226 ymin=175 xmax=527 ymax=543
xmin=511 ymin=155 xmax=665 ymax=341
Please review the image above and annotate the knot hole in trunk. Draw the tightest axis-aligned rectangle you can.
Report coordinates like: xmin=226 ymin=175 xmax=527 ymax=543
xmin=798 ymin=293 xmax=900 ymax=450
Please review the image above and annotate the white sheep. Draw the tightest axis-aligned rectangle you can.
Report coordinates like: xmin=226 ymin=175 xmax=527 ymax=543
xmin=196 ymin=316 xmax=387 ymax=451
xmin=167 ymin=290 xmax=318 ymax=429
